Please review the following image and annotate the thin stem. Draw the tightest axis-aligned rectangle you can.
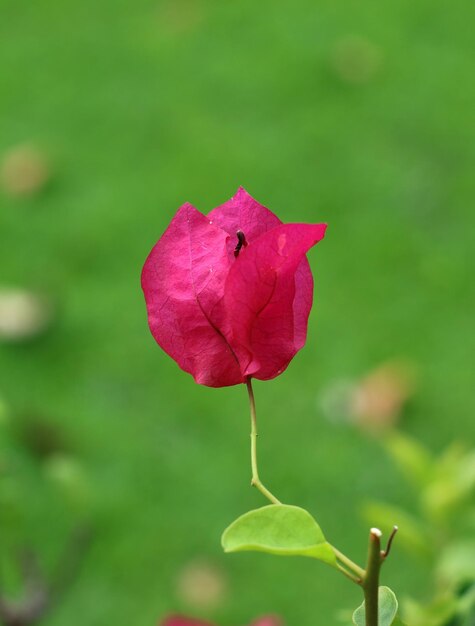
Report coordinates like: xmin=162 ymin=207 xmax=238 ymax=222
xmin=330 ymin=545 xmax=365 ymax=581
xmin=382 ymin=525 xmax=398 ymax=559
xmin=336 ymin=563 xmax=362 ymax=584
xmin=246 ymin=378 xmax=282 ymax=505
xmin=363 ymin=528 xmax=383 ymax=626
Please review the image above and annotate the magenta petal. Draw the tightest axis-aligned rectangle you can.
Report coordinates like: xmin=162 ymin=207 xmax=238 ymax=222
xmin=141 ymin=203 xmax=244 ymax=387
xmin=207 ymin=187 xmax=282 ymax=259
xmin=209 ymin=187 xmax=314 ymax=352
xmin=224 ymin=223 xmax=327 ymax=380
xmin=293 ymin=256 xmax=314 ymax=351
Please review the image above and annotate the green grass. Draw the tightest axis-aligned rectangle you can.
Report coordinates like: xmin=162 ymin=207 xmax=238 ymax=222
xmin=0 ymin=0 xmax=474 ymax=624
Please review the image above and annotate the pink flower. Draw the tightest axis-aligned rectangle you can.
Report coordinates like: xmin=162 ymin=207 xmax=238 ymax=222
xmin=142 ymin=187 xmax=326 ymax=387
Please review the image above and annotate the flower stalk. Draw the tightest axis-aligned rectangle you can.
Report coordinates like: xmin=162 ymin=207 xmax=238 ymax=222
xmin=246 ymin=378 xmax=281 ymax=505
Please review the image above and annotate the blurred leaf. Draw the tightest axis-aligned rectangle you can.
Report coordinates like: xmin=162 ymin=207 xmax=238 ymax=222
xmin=422 ymin=447 xmax=475 ymax=523
xmin=456 ymin=451 xmax=475 ymax=495
xmin=422 ymin=482 xmax=459 ymax=523
xmin=438 ymin=442 xmax=467 ymax=469
xmin=335 ymin=608 xmax=354 ymax=623
xmin=402 ymin=595 xmax=457 ymax=626
xmin=221 ymin=504 xmax=336 ymax=566
xmin=457 ymin=584 xmax=475 ymax=624
xmin=383 ymin=431 xmax=434 ymax=488
xmin=352 ymin=586 xmax=398 ymax=625
xmin=437 ymin=541 xmax=475 ymax=587
xmin=361 ymin=502 xmax=432 ymax=559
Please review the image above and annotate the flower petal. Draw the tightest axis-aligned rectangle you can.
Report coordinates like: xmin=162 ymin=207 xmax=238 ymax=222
xmin=141 ymin=204 xmax=244 ymax=387
xmin=293 ymin=257 xmax=314 ymax=351
xmin=207 ymin=187 xmax=282 ymax=259
xmin=209 ymin=188 xmax=315 ymax=352
xmin=224 ymin=223 xmax=327 ymax=380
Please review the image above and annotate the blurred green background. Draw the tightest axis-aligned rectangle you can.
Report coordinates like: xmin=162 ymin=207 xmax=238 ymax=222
xmin=0 ymin=0 xmax=474 ymax=624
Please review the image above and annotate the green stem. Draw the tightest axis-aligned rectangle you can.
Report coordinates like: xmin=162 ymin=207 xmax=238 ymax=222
xmin=336 ymin=562 xmax=363 ymax=584
xmin=331 ymin=545 xmax=365 ymax=581
xmin=363 ymin=528 xmax=383 ymax=626
xmin=246 ymin=378 xmax=282 ymax=505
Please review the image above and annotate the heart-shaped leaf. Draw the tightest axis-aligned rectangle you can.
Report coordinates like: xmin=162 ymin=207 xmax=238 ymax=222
xmin=221 ymin=504 xmax=336 ymax=566
xmin=352 ymin=586 xmax=398 ymax=626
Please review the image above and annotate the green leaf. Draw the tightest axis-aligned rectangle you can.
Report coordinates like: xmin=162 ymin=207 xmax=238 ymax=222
xmin=352 ymin=586 xmax=398 ymax=626
xmin=221 ymin=504 xmax=337 ymax=566
xmin=403 ymin=594 xmax=456 ymax=626
xmin=384 ymin=431 xmax=434 ymax=488
xmin=437 ymin=540 xmax=475 ymax=586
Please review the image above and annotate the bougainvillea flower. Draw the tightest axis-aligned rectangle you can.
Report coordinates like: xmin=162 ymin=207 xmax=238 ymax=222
xmin=161 ymin=616 xmax=282 ymax=626
xmin=142 ymin=187 xmax=326 ymax=387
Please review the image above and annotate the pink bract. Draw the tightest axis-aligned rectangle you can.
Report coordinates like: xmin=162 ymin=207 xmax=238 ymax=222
xmin=141 ymin=187 xmax=326 ymax=387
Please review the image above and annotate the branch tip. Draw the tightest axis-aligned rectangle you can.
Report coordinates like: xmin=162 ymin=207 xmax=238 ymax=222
xmin=382 ymin=525 xmax=398 ymax=559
